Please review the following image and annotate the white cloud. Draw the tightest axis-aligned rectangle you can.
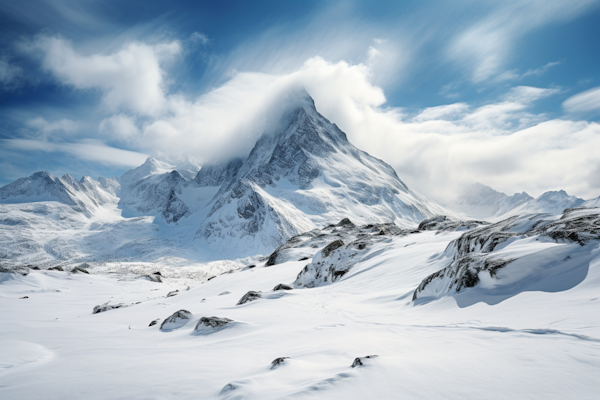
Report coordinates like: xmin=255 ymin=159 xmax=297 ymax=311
xmin=523 ymin=61 xmax=561 ymax=77
xmin=30 ymin=35 xmax=181 ymax=115
xmin=81 ymin=54 xmax=599 ymax=199
xmin=2 ymin=138 xmax=148 ymax=167
xmin=18 ymin=31 xmax=600 ymax=200
xmin=99 ymin=114 xmax=139 ymax=142
xmin=563 ymin=86 xmax=600 ymax=114
xmin=26 ymin=117 xmax=78 ymax=135
xmin=503 ymin=86 xmax=560 ymax=103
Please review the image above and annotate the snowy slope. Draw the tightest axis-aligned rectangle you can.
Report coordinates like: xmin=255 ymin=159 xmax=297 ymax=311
xmin=1 ymin=209 xmax=599 ymax=399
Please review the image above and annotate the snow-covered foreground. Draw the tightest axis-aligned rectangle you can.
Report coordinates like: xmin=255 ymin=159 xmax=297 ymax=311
xmin=2 ymin=229 xmax=600 ymax=399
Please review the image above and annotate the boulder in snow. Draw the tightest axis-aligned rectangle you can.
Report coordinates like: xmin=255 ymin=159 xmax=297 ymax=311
xmin=272 ymin=283 xmax=293 ymax=291
xmin=194 ymin=316 xmax=233 ymax=332
xmin=236 ymin=291 xmax=262 ymax=305
xmin=160 ymin=310 xmax=193 ymax=330
xmin=351 ymin=355 xmax=378 ymax=368
xmin=270 ymin=357 xmax=290 ymax=369
xmin=93 ymin=302 xmax=128 ymax=314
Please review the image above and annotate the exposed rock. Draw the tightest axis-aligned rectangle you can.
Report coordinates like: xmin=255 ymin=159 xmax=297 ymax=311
xmin=351 ymin=355 xmax=378 ymax=368
xmin=321 ymin=240 xmax=344 ymax=257
xmin=153 ymin=271 xmax=162 ymax=276
xmin=194 ymin=316 xmax=233 ymax=331
xmin=19 ymin=296 xmax=29 ymax=299
xmin=47 ymin=266 xmax=64 ymax=271
xmin=294 ymin=238 xmax=379 ymax=288
xmin=337 ymin=218 xmax=355 ymax=228
xmin=298 ymin=257 xmax=309 ymax=261
xmin=0 ymin=266 xmax=29 ymax=275
xmin=265 ymin=250 xmax=280 ymax=266
xmin=218 ymin=291 xmax=231 ymax=296
xmin=31 ymin=266 xmax=41 ymax=270
xmin=236 ymin=291 xmax=262 ymax=305
xmin=247 ymin=264 xmax=256 ymax=269
xmin=166 ymin=290 xmax=179 ymax=298
xmin=149 ymin=319 xmax=160 ymax=327
xmin=71 ymin=266 xmax=89 ymax=274
xmin=160 ymin=310 xmax=192 ymax=330
xmin=270 ymin=357 xmax=290 ymax=369
xmin=272 ymin=283 xmax=293 ymax=291
xmin=207 ymin=276 xmax=216 ymax=281
xmin=413 ymin=208 xmax=600 ymax=302
xmin=93 ymin=303 xmax=128 ymax=314
xmin=418 ymin=215 xmax=489 ymax=233
xmin=147 ymin=273 xmax=162 ymax=283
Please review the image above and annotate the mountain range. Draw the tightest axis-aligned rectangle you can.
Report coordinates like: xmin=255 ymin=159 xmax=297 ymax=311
xmin=2 ymin=90 xmax=600 ymax=399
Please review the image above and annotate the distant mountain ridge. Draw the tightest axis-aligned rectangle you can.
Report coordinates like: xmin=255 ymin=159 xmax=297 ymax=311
xmin=450 ymin=182 xmax=585 ymax=219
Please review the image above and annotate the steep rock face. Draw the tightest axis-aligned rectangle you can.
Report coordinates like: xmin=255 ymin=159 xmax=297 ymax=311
xmin=195 ymin=90 xmax=445 ymax=256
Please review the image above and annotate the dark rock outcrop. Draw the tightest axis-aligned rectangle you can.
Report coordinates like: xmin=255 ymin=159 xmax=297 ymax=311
xmin=194 ymin=316 xmax=233 ymax=331
xmin=147 ymin=273 xmax=162 ymax=283
xmin=272 ymin=283 xmax=293 ymax=291
xmin=160 ymin=310 xmax=193 ymax=330
xmin=412 ymin=208 xmax=600 ymax=301
xmin=351 ymin=355 xmax=378 ymax=368
xmin=71 ymin=266 xmax=89 ymax=274
xmin=321 ymin=240 xmax=344 ymax=257
xmin=418 ymin=215 xmax=489 ymax=233
xmin=93 ymin=303 xmax=128 ymax=314
xmin=149 ymin=319 xmax=160 ymax=327
xmin=236 ymin=291 xmax=262 ymax=305
xmin=270 ymin=357 xmax=290 ymax=369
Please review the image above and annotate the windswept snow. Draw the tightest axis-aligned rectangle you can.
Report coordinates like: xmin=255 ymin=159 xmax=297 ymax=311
xmin=1 ymin=210 xmax=600 ymax=399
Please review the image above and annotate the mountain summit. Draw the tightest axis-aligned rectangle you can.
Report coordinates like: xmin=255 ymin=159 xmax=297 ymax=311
xmin=193 ymin=89 xmax=445 ymax=255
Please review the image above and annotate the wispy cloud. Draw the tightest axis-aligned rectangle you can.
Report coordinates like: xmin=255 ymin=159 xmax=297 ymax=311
xmin=563 ymin=86 xmax=600 ymax=114
xmin=26 ymin=117 xmax=78 ymax=136
xmin=2 ymin=138 xmax=148 ymax=167
xmin=448 ymin=0 xmax=598 ymax=83
xmin=0 ymin=57 xmax=23 ymax=89
xmin=189 ymin=32 xmax=210 ymax=46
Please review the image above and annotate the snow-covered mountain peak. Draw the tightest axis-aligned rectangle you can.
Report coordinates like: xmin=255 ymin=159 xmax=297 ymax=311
xmin=525 ymin=189 xmax=584 ymax=214
xmin=0 ymin=170 xmax=117 ymax=217
xmin=119 ymin=157 xmax=175 ymax=186
xmin=193 ymin=91 xmax=446 ymax=256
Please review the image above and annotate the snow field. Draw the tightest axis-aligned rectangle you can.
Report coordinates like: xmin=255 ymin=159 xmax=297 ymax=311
xmin=1 ymin=231 xmax=599 ymax=399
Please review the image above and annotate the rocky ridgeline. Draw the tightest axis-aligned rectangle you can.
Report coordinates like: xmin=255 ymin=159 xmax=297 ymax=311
xmin=264 ymin=218 xmax=405 ymax=267
xmin=412 ymin=207 xmax=600 ymax=301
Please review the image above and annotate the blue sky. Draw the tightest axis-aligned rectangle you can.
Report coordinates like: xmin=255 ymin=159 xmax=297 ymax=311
xmin=1 ymin=0 xmax=600 ymax=200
